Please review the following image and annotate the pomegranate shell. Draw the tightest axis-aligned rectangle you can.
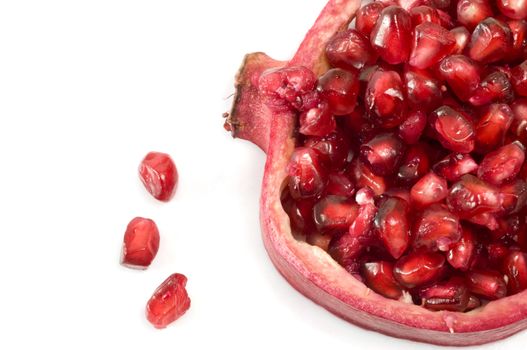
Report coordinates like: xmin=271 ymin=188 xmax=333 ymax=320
xmin=225 ymin=0 xmax=527 ymax=346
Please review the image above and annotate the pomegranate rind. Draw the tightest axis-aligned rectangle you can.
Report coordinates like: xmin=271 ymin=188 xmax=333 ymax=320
xmin=227 ymin=0 xmax=527 ymax=345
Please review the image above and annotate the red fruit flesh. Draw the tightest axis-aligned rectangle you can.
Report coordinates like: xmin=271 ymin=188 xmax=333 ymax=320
xmin=403 ymin=67 xmax=442 ymax=112
xmin=477 ymin=141 xmax=525 ymax=185
xmin=398 ymin=110 xmax=427 ymax=144
xmin=370 ymin=6 xmax=413 ymax=65
xmin=468 ymin=18 xmax=513 ymax=64
xmin=429 ymin=105 xmax=475 ymax=153
xmin=360 ymin=133 xmax=405 ymax=176
xmin=409 ymin=22 xmax=456 ymax=69
xmin=433 ymin=153 xmax=479 ymax=181
xmin=410 ymin=6 xmax=442 ymax=26
xmin=374 ymin=196 xmax=410 ymax=259
xmin=456 ymin=0 xmax=493 ymax=31
xmin=469 ymin=72 xmax=514 ymax=107
xmin=299 ymin=102 xmax=336 ymax=137
xmin=287 ymin=147 xmax=328 ymax=199
xmin=139 ymin=152 xmax=178 ymax=202
xmin=413 ymin=204 xmax=461 ymax=251
xmin=474 ymin=103 xmax=514 ymax=152
xmin=120 ymin=217 xmax=160 ymax=269
xmin=450 ymin=27 xmax=471 ymax=54
xmin=348 ymin=159 xmax=387 ymax=196
xmin=512 ymin=61 xmax=527 ymax=97
xmin=304 ymin=131 xmax=350 ymax=170
xmin=325 ymin=29 xmax=376 ymax=70
xmin=419 ymin=277 xmax=470 ymax=312
xmin=356 ymin=2 xmax=387 ymax=38
xmin=498 ymin=0 xmax=527 ymax=20
xmin=466 ymin=270 xmax=508 ymax=300
xmin=314 ymin=195 xmax=359 ymax=234
xmin=362 ymin=261 xmax=406 ymax=299
xmin=326 ymin=173 xmax=355 ymax=197
xmin=317 ymin=68 xmax=360 ymax=115
xmin=447 ymin=227 xmax=476 ymax=271
xmin=438 ymin=55 xmax=481 ymax=102
xmin=393 ymin=251 xmax=446 ymax=288
xmin=397 ymin=144 xmax=431 ymax=184
xmin=146 ymin=273 xmax=191 ymax=329
xmin=507 ymin=20 xmax=527 ymax=61
xmin=365 ymin=70 xmax=406 ymax=128
xmin=502 ymin=251 xmax=527 ymax=294
xmin=447 ymin=174 xmax=502 ymax=218
xmin=410 ymin=172 xmax=448 ymax=207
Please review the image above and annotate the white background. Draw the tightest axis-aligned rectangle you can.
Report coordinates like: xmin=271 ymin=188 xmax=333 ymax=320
xmin=0 ymin=1 xmax=522 ymax=349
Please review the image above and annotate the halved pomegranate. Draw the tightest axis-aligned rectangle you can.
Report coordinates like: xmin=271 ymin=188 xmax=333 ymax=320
xmin=224 ymin=0 xmax=527 ymax=345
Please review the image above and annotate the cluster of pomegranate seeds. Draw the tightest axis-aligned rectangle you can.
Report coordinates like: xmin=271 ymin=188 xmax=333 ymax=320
xmin=273 ymin=0 xmax=527 ymax=312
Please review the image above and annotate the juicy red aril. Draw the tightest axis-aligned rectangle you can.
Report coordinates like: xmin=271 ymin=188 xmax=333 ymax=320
xmin=139 ymin=151 xmax=178 ymax=202
xmin=398 ymin=110 xmax=427 ymax=145
xmin=410 ymin=6 xmax=442 ymax=26
xmin=304 ymin=130 xmax=350 ymax=170
xmin=507 ymin=20 xmax=527 ymax=61
xmin=409 ymin=22 xmax=456 ymax=69
xmin=146 ymin=273 xmax=191 ymax=329
xmin=469 ymin=18 xmax=513 ymax=64
xmin=121 ymin=217 xmax=160 ymax=269
xmin=470 ymin=72 xmax=514 ymax=107
xmin=475 ymin=103 xmax=514 ymax=152
xmin=511 ymin=98 xmax=527 ymax=144
xmin=429 ymin=105 xmax=475 ymax=153
xmin=397 ymin=144 xmax=431 ymax=184
xmin=325 ymin=29 xmax=377 ymax=71
xmin=467 ymin=295 xmax=482 ymax=310
xmin=433 ymin=153 xmax=478 ymax=182
xmin=365 ymin=70 xmax=406 ymax=128
xmin=502 ymin=251 xmax=527 ymax=294
xmin=374 ymin=196 xmax=410 ymax=259
xmin=450 ymin=27 xmax=471 ymax=54
xmin=317 ymin=68 xmax=359 ymax=115
xmin=393 ymin=251 xmax=446 ymax=288
xmin=343 ymin=104 xmax=378 ymax=144
xmin=362 ymin=261 xmax=405 ymax=299
xmin=403 ymin=67 xmax=442 ymax=111
xmin=313 ymin=195 xmax=359 ymax=234
xmin=500 ymin=179 xmax=527 ymax=214
xmin=348 ymin=159 xmax=387 ymax=196
xmin=281 ymin=194 xmax=315 ymax=235
xmin=438 ymin=55 xmax=481 ymax=102
xmin=447 ymin=227 xmax=476 ymax=271
xmin=299 ymin=102 xmax=336 ymax=137
xmin=370 ymin=6 xmax=413 ymax=65
xmin=487 ymin=242 xmax=510 ymax=265
xmin=456 ymin=0 xmax=493 ymax=31
xmin=326 ymin=173 xmax=355 ymax=197
xmin=477 ymin=141 xmax=525 ymax=186
xmin=360 ymin=133 xmax=405 ymax=176
xmin=498 ymin=0 xmax=527 ymax=20
xmin=447 ymin=174 xmax=501 ymax=218
xmin=410 ymin=172 xmax=448 ymax=207
xmin=287 ymin=147 xmax=328 ymax=199
xmin=356 ymin=2 xmax=387 ymax=38
xmin=512 ymin=61 xmax=527 ymax=97
xmin=466 ymin=270 xmax=508 ymax=300
xmin=419 ymin=277 xmax=470 ymax=312
xmin=413 ymin=204 xmax=461 ymax=251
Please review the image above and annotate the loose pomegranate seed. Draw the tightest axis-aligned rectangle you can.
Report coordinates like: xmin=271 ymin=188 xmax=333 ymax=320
xmin=304 ymin=130 xmax=350 ymax=171
xmin=139 ymin=151 xmax=178 ymax=202
xmin=362 ymin=261 xmax=405 ymax=299
xmin=497 ymin=0 xmax=527 ymax=20
xmin=469 ymin=18 xmax=513 ymax=64
xmin=317 ymin=68 xmax=360 ymax=115
xmin=477 ymin=141 xmax=525 ymax=185
xmin=438 ymin=55 xmax=481 ymax=102
xmin=429 ymin=105 xmax=475 ymax=153
xmin=326 ymin=29 xmax=377 ymax=71
xmin=409 ymin=22 xmax=456 ymax=69
xmin=470 ymin=72 xmax=514 ymax=107
xmin=306 ymin=231 xmax=332 ymax=251
xmin=456 ymin=0 xmax=494 ymax=31
xmin=397 ymin=144 xmax=431 ymax=184
xmin=299 ymin=102 xmax=336 ymax=137
xmin=450 ymin=27 xmax=471 ymax=54
xmin=360 ymin=133 xmax=405 ymax=176
xmin=410 ymin=172 xmax=449 ymax=207
xmin=146 ymin=273 xmax=191 ymax=329
xmin=502 ymin=251 xmax=527 ymax=295
xmin=356 ymin=2 xmax=387 ymax=38
xmin=447 ymin=174 xmax=502 ymax=219
xmin=511 ymin=98 xmax=527 ymax=144
xmin=348 ymin=159 xmax=387 ymax=196
xmin=433 ymin=153 xmax=478 ymax=182
xmin=413 ymin=204 xmax=461 ymax=251
xmin=507 ymin=20 xmax=527 ymax=62
xmin=466 ymin=270 xmax=507 ymax=300
xmin=365 ymin=70 xmax=406 ymax=128
xmin=326 ymin=173 xmax=356 ymax=197
xmin=475 ymin=103 xmax=514 ymax=153
xmin=447 ymin=227 xmax=476 ymax=271
xmin=393 ymin=251 xmax=446 ymax=288
xmin=374 ymin=196 xmax=410 ymax=259
xmin=410 ymin=6 xmax=442 ymax=26
xmin=512 ymin=61 xmax=527 ymax=97
xmin=501 ymin=179 xmax=527 ymax=214
xmin=281 ymin=193 xmax=315 ymax=235
xmin=120 ymin=217 xmax=160 ymax=269
xmin=419 ymin=277 xmax=470 ymax=312
xmin=404 ymin=67 xmax=442 ymax=111
xmin=370 ymin=6 xmax=413 ymax=65
xmin=287 ymin=147 xmax=328 ymax=199
xmin=398 ymin=110 xmax=427 ymax=145
xmin=313 ymin=195 xmax=359 ymax=234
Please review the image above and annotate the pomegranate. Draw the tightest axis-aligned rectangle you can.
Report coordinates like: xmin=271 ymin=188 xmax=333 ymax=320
xmin=120 ymin=217 xmax=160 ymax=269
xmin=139 ymin=151 xmax=178 ymax=202
xmin=224 ymin=0 xmax=527 ymax=345
xmin=146 ymin=273 xmax=191 ymax=329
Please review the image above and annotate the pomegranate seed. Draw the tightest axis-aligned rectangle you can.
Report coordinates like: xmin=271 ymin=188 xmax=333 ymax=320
xmin=299 ymin=102 xmax=336 ymax=137
xmin=304 ymin=130 xmax=350 ymax=170
xmin=258 ymin=66 xmax=317 ymax=111
xmin=313 ymin=195 xmax=359 ymax=234
xmin=466 ymin=270 xmax=507 ymax=300
xmin=468 ymin=212 xmax=500 ymax=230
xmin=326 ymin=173 xmax=356 ymax=197
xmin=512 ymin=61 xmax=527 ymax=97
xmin=306 ymin=231 xmax=332 ymax=251
xmin=487 ymin=242 xmax=510 ymax=265
xmin=433 ymin=153 xmax=478 ymax=182
xmin=393 ymin=251 xmax=446 ymax=288
xmin=410 ymin=6 xmax=442 ymax=26
xmin=498 ymin=0 xmax=527 ymax=20
xmin=362 ymin=261 xmax=405 ymax=299
xmin=370 ymin=6 xmax=413 ymax=65
xmin=281 ymin=194 xmax=315 ymax=235
xmin=374 ymin=196 xmax=410 ymax=259
xmin=447 ymin=227 xmax=476 ymax=271
xmin=398 ymin=110 xmax=427 ymax=145
xmin=410 ymin=172 xmax=448 ymax=207
xmin=409 ymin=22 xmax=456 ymax=69
xmin=507 ymin=20 xmax=527 ymax=61
xmin=502 ymin=251 xmax=527 ymax=294
xmin=470 ymin=72 xmax=514 ymax=107
xmin=139 ymin=151 xmax=178 ymax=202
xmin=120 ymin=217 xmax=160 ymax=269
xmin=501 ymin=179 xmax=527 ymax=214
xmin=404 ymin=67 xmax=442 ymax=111
xmin=326 ymin=29 xmax=377 ymax=71
xmin=447 ymin=174 xmax=502 ymax=219
xmin=287 ymin=147 xmax=328 ymax=199
xmin=466 ymin=295 xmax=481 ymax=310
xmin=397 ymin=144 xmax=431 ymax=184
xmin=450 ymin=27 xmax=471 ymax=54
xmin=343 ymin=104 xmax=379 ymax=144
xmin=356 ymin=2 xmax=387 ymax=38
xmin=413 ymin=204 xmax=461 ymax=251
xmin=360 ymin=133 xmax=405 ymax=176
xmin=398 ymin=0 xmax=426 ymax=10
xmin=438 ymin=55 xmax=481 ymax=102
xmin=475 ymin=103 xmax=514 ymax=153
xmin=317 ymin=68 xmax=360 ymax=115
xmin=469 ymin=17 xmax=513 ymax=64
xmin=419 ymin=277 xmax=470 ymax=312
xmin=510 ymin=98 xmax=527 ymax=144
xmin=437 ymin=9 xmax=455 ymax=29
xmin=146 ymin=273 xmax=191 ymax=329
xmin=478 ymin=141 xmax=525 ymax=186
xmin=456 ymin=0 xmax=494 ymax=31
xmin=348 ymin=159 xmax=387 ymax=196
xmin=429 ymin=105 xmax=475 ymax=153
xmin=385 ymin=187 xmax=411 ymax=202
xmin=365 ymin=70 xmax=406 ymax=128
